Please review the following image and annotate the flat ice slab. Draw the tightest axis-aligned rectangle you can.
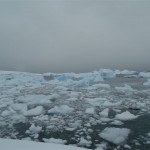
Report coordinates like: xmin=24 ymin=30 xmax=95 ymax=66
xmin=0 ymin=138 xmax=90 ymax=150
xmin=99 ymin=127 xmax=130 ymax=145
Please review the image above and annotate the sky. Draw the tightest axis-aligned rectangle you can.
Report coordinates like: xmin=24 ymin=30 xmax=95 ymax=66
xmin=0 ymin=0 xmax=150 ymax=73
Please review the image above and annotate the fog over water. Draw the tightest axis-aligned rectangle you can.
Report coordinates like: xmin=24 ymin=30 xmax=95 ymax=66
xmin=0 ymin=0 xmax=150 ymax=73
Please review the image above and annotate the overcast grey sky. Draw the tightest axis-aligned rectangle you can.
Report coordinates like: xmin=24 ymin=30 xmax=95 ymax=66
xmin=0 ymin=0 xmax=150 ymax=73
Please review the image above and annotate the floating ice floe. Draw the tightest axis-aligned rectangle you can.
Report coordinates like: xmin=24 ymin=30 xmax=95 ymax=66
xmin=48 ymin=105 xmax=74 ymax=114
xmin=99 ymin=127 xmax=130 ymax=145
xmin=115 ymin=111 xmax=138 ymax=121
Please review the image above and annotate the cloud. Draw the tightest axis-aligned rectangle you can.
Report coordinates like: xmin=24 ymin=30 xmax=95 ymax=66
xmin=0 ymin=0 xmax=150 ymax=73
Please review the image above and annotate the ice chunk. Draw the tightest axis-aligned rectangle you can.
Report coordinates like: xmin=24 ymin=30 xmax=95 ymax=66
xmin=102 ymin=101 xmax=122 ymax=107
xmin=1 ymin=110 xmax=12 ymax=117
xmin=11 ymin=103 xmax=27 ymax=113
xmin=139 ymin=72 xmax=150 ymax=78
xmin=99 ymin=108 xmax=109 ymax=117
xmin=118 ymin=70 xmax=137 ymax=75
xmin=85 ymin=107 xmax=95 ymax=115
xmin=26 ymin=123 xmax=42 ymax=138
xmin=99 ymin=127 xmax=130 ymax=145
xmin=124 ymin=144 xmax=131 ymax=149
xmin=33 ymin=115 xmax=49 ymax=121
xmin=87 ymin=98 xmax=108 ymax=107
xmin=24 ymin=106 xmax=44 ymax=117
xmin=115 ymin=111 xmax=138 ymax=121
xmin=95 ymin=143 xmax=107 ymax=150
xmin=17 ymin=94 xmax=54 ymax=105
xmin=110 ymin=120 xmax=124 ymax=126
xmin=115 ymin=84 xmax=134 ymax=92
xmin=78 ymin=137 xmax=92 ymax=147
xmin=144 ymin=79 xmax=150 ymax=86
xmin=100 ymin=118 xmax=111 ymax=122
xmin=65 ymin=127 xmax=76 ymax=131
xmin=95 ymin=148 xmax=104 ymax=150
xmin=48 ymin=105 xmax=74 ymax=114
xmin=87 ymin=83 xmax=110 ymax=90
xmin=99 ymin=69 xmax=116 ymax=79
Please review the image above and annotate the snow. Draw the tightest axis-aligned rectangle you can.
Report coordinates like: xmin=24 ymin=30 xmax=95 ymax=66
xmin=0 ymin=138 xmax=90 ymax=150
xmin=48 ymin=105 xmax=74 ymax=114
xmin=99 ymin=127 xmax=130 ymax=145
xmin=115 ymin=111 xmax=138 ymax=121
xmin=24 ymin=106 xmax=44 ymax=117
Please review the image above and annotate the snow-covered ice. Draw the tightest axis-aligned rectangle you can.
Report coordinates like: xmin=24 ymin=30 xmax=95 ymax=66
xmin=0 ymin=138 xmax=90 ymax=150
